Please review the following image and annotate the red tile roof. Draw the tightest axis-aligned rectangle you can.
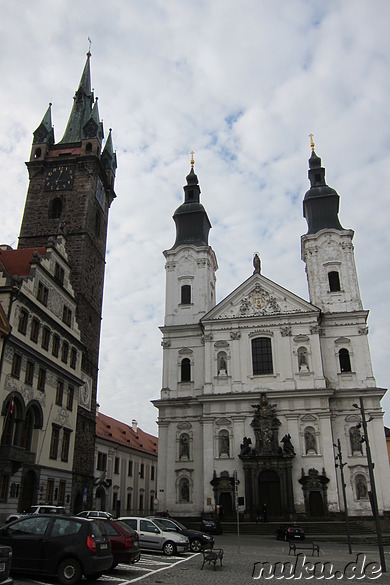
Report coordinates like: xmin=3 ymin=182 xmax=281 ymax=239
xmin=96 ymin=412 xmax=158 ymax=456
xmin=0 ymin=247 xmax=47 ymax=277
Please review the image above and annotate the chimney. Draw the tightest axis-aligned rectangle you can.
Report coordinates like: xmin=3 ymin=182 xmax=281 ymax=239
xmin=132 ymin=419 xmax=138 ymax=432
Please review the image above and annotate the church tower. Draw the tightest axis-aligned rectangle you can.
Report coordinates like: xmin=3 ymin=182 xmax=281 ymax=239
xmin=301 ymin=140 xmax=363 ymax=313
xmin=157 ymin=159 xmax=217 ymax=514
xmin=18 ymin=52 xmax=117 ymax=511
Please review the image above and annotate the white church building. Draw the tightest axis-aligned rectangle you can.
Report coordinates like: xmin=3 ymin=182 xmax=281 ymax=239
xmin=153 ymin=146 xmax=390 ymax=520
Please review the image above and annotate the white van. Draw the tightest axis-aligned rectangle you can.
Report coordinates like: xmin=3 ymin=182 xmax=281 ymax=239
xmin=119 ymin=517 xmax=189 ymax=556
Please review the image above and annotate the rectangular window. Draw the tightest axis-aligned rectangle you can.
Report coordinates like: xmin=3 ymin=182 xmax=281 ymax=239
xmin=61 ymin=429 xmax=71 ymax=462
xmin=140 ymin=463 xmax=144 ymax=479
xmin=54 ymin=263 xmax=64 ymax=285
xmin=151 ymin=466 xmax=155 ymax=481
xmin=25 ymin=360 xmax=34 ymax=385
xmin=252 ymin=337 xmax=273 ymax=375
xmin=114 ymin=457 xmax=120 ymax=474
xmin=70 ymin=348 xmax=77 ymax=369
xmin=30 ymin=317 xmax=40 ymax=343
xmin=61 ymin=341 xmax=69 ymax=364
xmin=56 ymin=380 xmax=64 ymax=406
xmin=18 ymin=309 xmax=28 ymax=335
xmin=97 ymin=452 xmax=107 ymax=471
xmin=11 ymin=353 xmax=22 ymax=378
xmin=46 ymin=478 xmax=55 ymax=504
xmin=181 ymin=284 xmax=191 ymax=304
xmin=58 ymin=480 xmax=66 ymax=505
xmin=37 ymin=281 xmax=49 ymax=306
xmin=37 ymin=367 xmax=46 ymax=391
xmin=52 ymin=334 xmax=60 ymax=357
xmin=126 ymin=492 xmax=132 ymax=510
xmin=62 ymin=305 xmax=72 ymax=327
xmin=0 ymin=474 xmax=9 ymax=502
xmin=41 ymin=326 xmax=50 ymax=350
xmin=139 ymin=493 xmax=144 ymax=511
xmin=112 ymin=492 xmax=118 ymax=512
xmin=66 ymin=386 xmax=74 ymax=411
xmin=128 ymin=460 xmax=133 ymax=477
xmin=50 ymin=427 xmax=60 ymax=459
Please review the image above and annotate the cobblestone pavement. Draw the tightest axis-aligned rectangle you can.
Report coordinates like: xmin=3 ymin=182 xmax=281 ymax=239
xmin=12 ymin=533 xmax=390 ymax=584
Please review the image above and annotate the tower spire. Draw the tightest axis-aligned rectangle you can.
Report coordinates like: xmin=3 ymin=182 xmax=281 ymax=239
xmin=171 ymin=158 xmax=211 ymax=249
xmin=32 ymin=103 xmax=54 ymax=146
xmin=303 ymin=143 xmax=344 ymax=234
xmin=58 ymin=52 xmax=103 ymax=145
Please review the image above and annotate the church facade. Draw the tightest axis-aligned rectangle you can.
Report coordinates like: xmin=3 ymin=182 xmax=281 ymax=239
xmin=153 ymin=149 xmax=390 ymax=520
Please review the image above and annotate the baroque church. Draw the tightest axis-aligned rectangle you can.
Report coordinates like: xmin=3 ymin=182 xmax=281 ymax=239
xmin=153 ymin=147 xmax=390 ymax=520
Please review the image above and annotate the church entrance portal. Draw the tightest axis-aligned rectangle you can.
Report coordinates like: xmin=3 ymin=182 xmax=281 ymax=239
xmin=309 ymin=491 xmax=324 ymax=516
xmin=258 ymin=470 xmax=281 ymax=518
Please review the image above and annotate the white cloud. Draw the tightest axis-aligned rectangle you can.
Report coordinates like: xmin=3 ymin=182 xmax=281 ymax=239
xmin=1 ymin=0 xmax=389 ymax=434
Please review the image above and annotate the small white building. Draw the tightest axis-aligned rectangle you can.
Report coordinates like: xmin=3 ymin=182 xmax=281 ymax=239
xmin=153 ymin=149 xmax=390 ymax=520
xmin=94 ymin=412 xmax=158 ymax=517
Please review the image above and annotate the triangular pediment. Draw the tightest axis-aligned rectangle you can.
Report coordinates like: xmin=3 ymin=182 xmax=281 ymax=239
xmin=203 ymin=273 xmax=318 ymax=321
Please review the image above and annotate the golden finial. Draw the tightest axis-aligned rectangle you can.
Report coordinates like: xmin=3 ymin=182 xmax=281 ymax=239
xmin=190 ymin=150 xmax=195 ymax=169
xmin=309 ymin=133 xmax=315 ymax=151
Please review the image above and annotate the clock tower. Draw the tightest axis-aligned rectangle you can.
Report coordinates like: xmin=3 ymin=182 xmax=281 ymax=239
xmin=18 ymin=52 xmax=117 ymax=511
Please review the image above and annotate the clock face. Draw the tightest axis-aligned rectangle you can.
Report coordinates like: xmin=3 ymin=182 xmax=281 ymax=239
xmin=45 ymin=165 xmax=75 ymax=191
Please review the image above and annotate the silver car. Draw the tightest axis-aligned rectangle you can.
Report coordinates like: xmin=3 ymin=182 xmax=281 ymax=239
xmin=119 ymin=517 xmax=189 ymax=556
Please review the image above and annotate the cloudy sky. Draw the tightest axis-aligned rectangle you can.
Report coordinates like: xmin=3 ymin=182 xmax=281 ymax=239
xmin=1 ymin=1 xmax=389 ymax=436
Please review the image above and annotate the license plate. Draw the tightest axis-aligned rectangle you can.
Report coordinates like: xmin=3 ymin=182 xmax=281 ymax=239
xmin=100 ymin=543 xmax=108 ymax=550
xmin=0 ymin=563 xmax=5 ymax=572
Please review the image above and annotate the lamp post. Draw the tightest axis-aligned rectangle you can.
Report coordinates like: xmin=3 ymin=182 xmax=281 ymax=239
xmin=353 ymin=398 xmax=386 ymax=572
xmin=334 ymin=438 xmax=352 ymax=554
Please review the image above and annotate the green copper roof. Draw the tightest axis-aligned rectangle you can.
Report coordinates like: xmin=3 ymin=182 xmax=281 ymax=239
xmin=101 ymin=128 xmax=117 ymax=173
xmin=33 ymin=103 xmax=54 ymax=145
xmin=58 ymin=52 xmax=103 ymax=145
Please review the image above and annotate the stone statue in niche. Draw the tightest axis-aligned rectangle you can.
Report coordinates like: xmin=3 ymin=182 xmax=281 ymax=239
xmin=218 ymin=355 xmax=227 ymax=375
xmin=350 ymin=427 xmax=363 ymax=453
xmin=179 ymin=434 xmax=189 ymax=459
xmin=304 ymin=429 xmax=317 ymax=454
xmin=281 ymin=434 xmax=295 ymax=455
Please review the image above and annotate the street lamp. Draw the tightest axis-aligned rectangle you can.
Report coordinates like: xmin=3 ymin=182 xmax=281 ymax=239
xmin=353 ymin=398 xmax=386 ymax=572
xmin=334 ymin=438 xmax=352 ymax=554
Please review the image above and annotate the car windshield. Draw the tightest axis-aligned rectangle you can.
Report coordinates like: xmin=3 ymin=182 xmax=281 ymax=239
xmin=169 ymin=519 xmax=186 ymax=530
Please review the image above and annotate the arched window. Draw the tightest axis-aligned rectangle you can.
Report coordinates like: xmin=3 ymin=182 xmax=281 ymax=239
xmin=20 ymin=410 xmax=34 ymax=451
xmin=181 ymin=358 xmax=191 ymax=382
xmin=328 ymin=271 xmax=341 ymax=292
xmin=339 ymin=348 xmax=351 ymax=373
xmin=179 ymin=433 xmax=190 ymax=459
xmin=49 ymin=197 xmax=62 ymax=219
xmin=251 ymin=337 xmax=273 ymax=375
xmin=179 ymin=477 xmax=190 ymax=502
xmin=181 ymin=285 xmax=191 ymax=305
xmin=218 ymin=430 xmax=230 ymax=457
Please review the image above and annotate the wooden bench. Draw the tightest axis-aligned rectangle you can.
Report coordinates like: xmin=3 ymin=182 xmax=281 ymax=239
xmin=201 ymin=547 xmax=224 ymax=570
xmin=289 ymin=540 xmax=320 ymax=556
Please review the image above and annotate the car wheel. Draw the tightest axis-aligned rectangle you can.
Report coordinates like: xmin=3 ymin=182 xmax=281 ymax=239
xmin=57 ymin=558 xmax=82 ymax=585
xmin=163 ymin=541 xmax=177 ymax=556
xmin=190 ymin=538 xmax=202 ymax=553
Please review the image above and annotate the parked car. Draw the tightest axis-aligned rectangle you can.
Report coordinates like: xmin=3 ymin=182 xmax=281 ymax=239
xmin=77 ymin=511 xmax=113 ymax=519
xmin=6 ymin=505 xmax=66 ymax=524
xmin=94 ymin=519 xmax=140 ymax=568
xmin=275 ymin=525 xmax=305 ymax=541
xmin=0 ymin=514 xmax=113 ymax=585
xmin=148 ymin=516 xmax=214 ymax=552
xmin=118 ymin=517 xmax=189 ymax=556
xmin=200 ymin=517 xmax=223 ymax=535
xmin=0 ymin=546 xmax=12 ymax=585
